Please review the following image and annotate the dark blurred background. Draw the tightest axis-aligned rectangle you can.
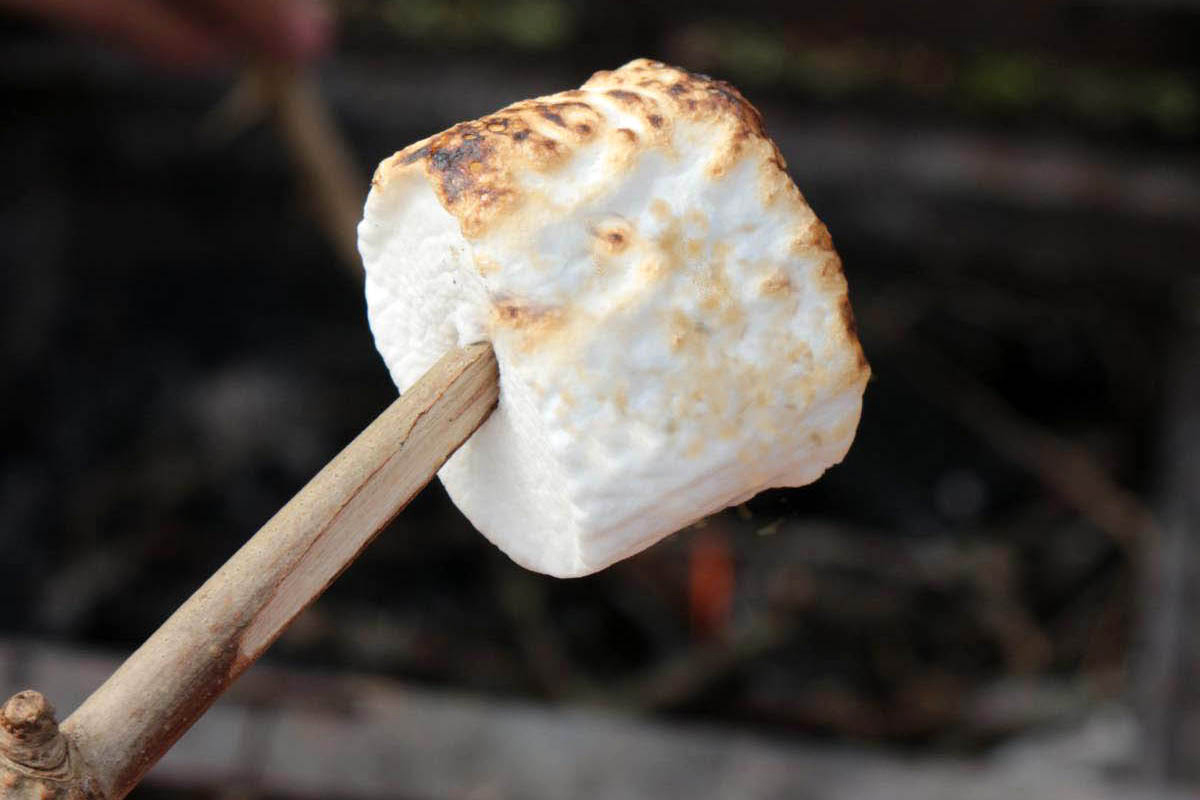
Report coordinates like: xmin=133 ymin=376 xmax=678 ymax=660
xmin=2 ymin=1 xmax=1199 ymax=797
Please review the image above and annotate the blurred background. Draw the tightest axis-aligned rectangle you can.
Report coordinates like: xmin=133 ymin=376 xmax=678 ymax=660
xmin=1 ymin=1 xmax=1198 ymax=797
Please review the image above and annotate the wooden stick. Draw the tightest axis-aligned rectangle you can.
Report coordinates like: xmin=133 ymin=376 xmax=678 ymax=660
xmin=0 ymin=343 xmax=498 ymax=800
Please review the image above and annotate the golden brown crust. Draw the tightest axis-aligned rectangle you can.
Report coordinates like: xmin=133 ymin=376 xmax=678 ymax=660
xmin=371 ymin=59 xmax=789 ymax=239
xmin=373 ymin=98 xmax=602 ymax=237
xmin=369 ymin=58 xmax=870 ymax=384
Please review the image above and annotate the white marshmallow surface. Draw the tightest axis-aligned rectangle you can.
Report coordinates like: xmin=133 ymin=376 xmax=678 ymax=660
xmin=359 ymin=59 xmax=869 ymax=577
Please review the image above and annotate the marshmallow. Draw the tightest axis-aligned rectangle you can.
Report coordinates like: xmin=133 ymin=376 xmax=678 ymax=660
xmin=359 ymin=59 xmax=869 ymax=577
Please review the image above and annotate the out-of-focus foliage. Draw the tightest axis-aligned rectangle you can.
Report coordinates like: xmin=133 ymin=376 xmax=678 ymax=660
xmin=341 ymin=0 xmax=576 ymax=50
xmin=671 ymin=21 xmax=1199 ymax=138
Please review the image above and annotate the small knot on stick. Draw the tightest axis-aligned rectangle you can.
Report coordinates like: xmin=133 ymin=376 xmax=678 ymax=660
xmin=2 ymin=692 xmax=57 ymax=741
xmin=0 ymin=691 xmax=68 ymax=773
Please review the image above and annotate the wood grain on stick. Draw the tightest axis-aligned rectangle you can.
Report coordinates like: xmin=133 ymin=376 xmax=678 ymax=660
xmin=58 ymin=343 xmax=499 ymax=800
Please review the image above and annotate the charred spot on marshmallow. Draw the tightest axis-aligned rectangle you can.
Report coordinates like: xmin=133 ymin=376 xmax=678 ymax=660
xmin=792 ymin=220 xmax=834 ymax=253
xmin=494 ymin=299 xmax=552 ymax=327
xmin=606 ymin=89 xmax=643 ymax=106
xmin=491 ymin=299 xmax=570 ymax=351
xmin=427 ymin=134 xmax=492 ymax=204
xmin=760 ymin=270 xmax=792 ymax=295
xmin=399 ymin=144 xmax=432 ymax=166
xmin=838 ymin=295 xmax=858 ymax=338
xmin=593 ymin=218 xmax=634 ymax=255
xmin=837 ymin=295 xmax=870 ymax=372
xmin=538 ymin=108 xmax=567 ymax=127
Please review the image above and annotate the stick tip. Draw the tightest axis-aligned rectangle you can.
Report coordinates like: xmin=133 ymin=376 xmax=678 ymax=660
xmin=1 ymin=692 xmax=57 ymax=741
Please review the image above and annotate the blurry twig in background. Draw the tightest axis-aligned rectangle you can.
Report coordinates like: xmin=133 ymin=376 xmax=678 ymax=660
xmin=1139 ymin=285 xmax=1200 ymax=784
xmin=497 ymin=569 xmax=592 ymax=700
xmin=895 ymin=344 xmax=1157 ymax=556
xmin=264 ymin=65 xmax=366 ymax=274
xmin=206 ymin=63 xmax=366 ymax=275
xmin=968 ymin=545 xmax=1053 ymax=674
xmin=583 ymin=617 xmax=791 ymax=712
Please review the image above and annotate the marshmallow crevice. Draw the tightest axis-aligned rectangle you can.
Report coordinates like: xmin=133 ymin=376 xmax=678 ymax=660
xmin=359 ymin=59 xmax=869 ymax=577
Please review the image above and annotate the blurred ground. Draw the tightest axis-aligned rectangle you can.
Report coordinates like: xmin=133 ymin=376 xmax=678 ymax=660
xmin=1 ymin=1 xmax=1199 ymax=797
xmin=7 ymin=640 xmax=1193 ymax=800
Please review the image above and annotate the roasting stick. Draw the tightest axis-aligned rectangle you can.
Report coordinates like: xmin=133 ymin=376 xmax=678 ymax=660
xmin=0 ymin=57 xmax=873 ymax=800
xmin=0 ymin=343 xmax=498 ymax=800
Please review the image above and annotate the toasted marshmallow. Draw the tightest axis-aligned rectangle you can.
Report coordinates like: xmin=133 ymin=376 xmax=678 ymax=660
xmin=359 ymin=59 xmax=869 ymax=577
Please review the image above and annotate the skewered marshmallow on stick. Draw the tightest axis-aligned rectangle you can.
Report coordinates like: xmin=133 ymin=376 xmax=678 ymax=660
xmin=360 ymin=59 xmax=869 ymax=577
xmin=14 ymin=61 xmax=869 ymax=800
